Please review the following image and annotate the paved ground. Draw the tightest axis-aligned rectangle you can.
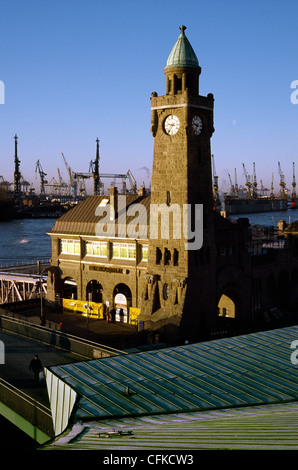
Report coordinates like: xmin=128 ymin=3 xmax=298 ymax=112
xmin=12 ymin=303 xmax=143 ymax=350
xmin=0 ymin=330 xmax=83 ymax=406
xmin=0 ymin=304 xmax=145 ymax=409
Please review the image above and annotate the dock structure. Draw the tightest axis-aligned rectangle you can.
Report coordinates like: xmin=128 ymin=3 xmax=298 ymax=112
xmin=0 ymin=272 xmax=47 ymax=304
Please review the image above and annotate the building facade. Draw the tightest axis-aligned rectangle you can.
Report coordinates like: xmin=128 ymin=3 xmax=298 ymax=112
xmin=46 ymin=26 xmax=298 ymax=344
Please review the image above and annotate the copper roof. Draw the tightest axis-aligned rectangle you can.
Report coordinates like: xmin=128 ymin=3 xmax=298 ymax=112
xmin=49 ymin=194 xmax=151 ymax=238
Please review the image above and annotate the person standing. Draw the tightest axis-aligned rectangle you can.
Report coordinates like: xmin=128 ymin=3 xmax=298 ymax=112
xmin=29 ymin=354 xmax=43 ymax=385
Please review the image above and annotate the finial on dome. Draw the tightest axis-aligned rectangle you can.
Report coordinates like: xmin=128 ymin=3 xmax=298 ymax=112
xmin=179 ymin=25 xmax=187 ymax=34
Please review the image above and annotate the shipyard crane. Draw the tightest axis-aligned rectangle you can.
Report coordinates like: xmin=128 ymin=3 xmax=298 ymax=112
xmin=242 ymin=163 xmax=253 ymax=198
xmin=252 ymin=162 xmax=258 ymax=198
xmin=89 ymin=138 xmax=101 ymax=195
xmin=228 ymin=173 xmax=234 ymax=195
xmin=234 ymin=168 xmax=239 ymax=197
xmin=57 ymin=168 xmax=69 ymax=196
xmin=211 ymin=154 xmax=219 ymax=204
xmin=13 ymin=134 xmax=21 ymax=197
xmin=127 ymin=169 xmax=137 ymax=194
xmin=62 ymin=153 xmax=77 ymax=198
xmin=292 ymin=162 xmax=296 ymax=202
xmin=278 ymin=162 xmax=286 ymax=199
xmin=35 ymin=159 xmax=48 ymax=195
xmin=270 ymin=173 xmax=275 ymax=199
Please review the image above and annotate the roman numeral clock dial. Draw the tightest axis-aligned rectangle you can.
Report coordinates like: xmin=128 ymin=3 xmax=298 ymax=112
xmin=192 ymin=115 xmax=203 ymax=135
xmin=164 ymin=115 xmax=180 ymax=135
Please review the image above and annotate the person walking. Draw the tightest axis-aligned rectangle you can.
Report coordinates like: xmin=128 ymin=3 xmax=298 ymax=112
xmin=29 ymin=354 xmax=43 ymax=385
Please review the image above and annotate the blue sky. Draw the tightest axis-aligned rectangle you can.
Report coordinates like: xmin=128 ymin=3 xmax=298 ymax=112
xmin=1 ymin=0 xmax=298 ymax=195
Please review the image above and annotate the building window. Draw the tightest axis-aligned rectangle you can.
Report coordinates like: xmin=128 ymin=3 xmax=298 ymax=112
xmin=112 ymin=243 xmax=136 ymax=260
xmin=86 ymin=241 xmax=107 ymax=257
xmin=61 ymin=239 xmax=80 ymax=255
xmin=164 ymin=248 xmax=171 ymax=265
xmin=163 ymin=283 xmax=169 ymax=300
xmin=156 ymin=247 xmax=162 ymax=265
xmin=166 ymin=191 xmax=171 ymax=206
xmin=173 ymin=249 xmax=179 ymax=266
xmin=141 ymin=244 xmax=148 ymax=261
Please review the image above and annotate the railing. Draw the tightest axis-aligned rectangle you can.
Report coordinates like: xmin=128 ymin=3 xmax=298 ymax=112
xmin=0 ymin=258 xmax=50 ymax=269
xmin=0 ymin=311 xmax=126 ymax=359
xmin=0 ymin=378 xmax=54 ymax=438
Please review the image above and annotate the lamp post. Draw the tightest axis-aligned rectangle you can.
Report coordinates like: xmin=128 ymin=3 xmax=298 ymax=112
xmin=40 ymin=266 xmax=49 ymax=325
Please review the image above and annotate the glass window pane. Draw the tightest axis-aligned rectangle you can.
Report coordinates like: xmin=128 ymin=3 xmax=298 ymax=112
xmin=142 ymin=245 xmax=148 ymax=260
xmin=113 ymin=244 xmax=120 ymax=258
xmin=93 ymin=243 xmax=100 ymax=256
xmin=128 ymin=245 xmax=136 ymax=259
xmin=100 ymin=243 xmax=107 ymax=256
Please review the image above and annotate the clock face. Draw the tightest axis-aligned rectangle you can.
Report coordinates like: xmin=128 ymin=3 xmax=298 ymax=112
xmin=164 ymin=115 xmax=180 ymax=135
xmin=192 ymin=115 xmax=203 ymax=135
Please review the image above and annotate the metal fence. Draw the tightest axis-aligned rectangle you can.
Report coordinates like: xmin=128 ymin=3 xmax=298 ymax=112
xmin=0 ymin=378 xmax=54 ymax=438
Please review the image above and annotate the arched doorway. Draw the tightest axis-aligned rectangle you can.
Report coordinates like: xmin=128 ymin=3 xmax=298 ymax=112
xmin=217 ymin=294 xmax=236 ymax=318
xmin=86 ymin=280 xmax=103 ymax=303
xmin=113 ymin=283 xmax=132 ymax=323
xmin=63 ymin=277 xmax=77 ymax=299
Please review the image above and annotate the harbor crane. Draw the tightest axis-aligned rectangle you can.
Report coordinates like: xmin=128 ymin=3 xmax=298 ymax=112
xmin=13 ymin=134 xmax=21 ymax=197
xmin=242 ymin=163 xmax=253 ymax=198
xmin=270 ymin=173 xmax=275 ymax=199
xmin=228 ymin=173 xmax=234 ymax=195
xmin=62 ymin=153 xmax=78 ymax=198
xmin=211 ymin=154 xmax=219 ymax=204
xmin=89 ymin=138 xmax=101 ymax=195
xmin=234 ymin=168 xmax=239 ymax=197
xmin=278 ymin=162 xmax=286 ymax=199
xmin=252 ymin=162 xmax=258 ymax=198
xmin=35 ymin=159 xmax=48 ymax=195
xmin=292 ymin=162 xmax=296 ymax=202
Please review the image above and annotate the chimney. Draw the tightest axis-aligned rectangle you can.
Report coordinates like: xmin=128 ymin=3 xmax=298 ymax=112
xmin=109 ymin=186 xmax=118 ymax=220
xmin=138 ymin=186 xmax=146 ymax=196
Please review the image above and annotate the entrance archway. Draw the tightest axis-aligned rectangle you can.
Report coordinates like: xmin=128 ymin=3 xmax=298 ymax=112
xmin=63 ymin=277 xmax=77 ymax=299
xmin=86 ymin=280 xmax=103 ymax=303
xmin=113 ymin=283 xmax=132 ymax=322
xmin=218 ymin=294 xmax=236 ymax=318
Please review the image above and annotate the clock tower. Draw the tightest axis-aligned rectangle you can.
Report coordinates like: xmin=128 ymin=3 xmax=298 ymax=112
xmin=140 ymin=26 xmax=217 ymax=342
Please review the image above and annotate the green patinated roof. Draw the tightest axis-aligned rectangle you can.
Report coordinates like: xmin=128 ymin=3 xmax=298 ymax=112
xmin=166 ymin=25 xmax=199 ymax=69
xmin=43 ymin=325 xmax=298 ymax=450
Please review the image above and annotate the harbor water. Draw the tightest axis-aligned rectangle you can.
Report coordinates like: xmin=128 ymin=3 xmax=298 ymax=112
xmin=0 ymin=218 xmax=54 ymax=267
xmin=0 ymin=210 xmax=298 ymax=266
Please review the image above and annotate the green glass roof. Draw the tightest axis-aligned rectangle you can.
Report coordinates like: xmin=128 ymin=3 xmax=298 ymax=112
xmin=46 ymin=325 xmax=298 ymax=424
xmin=166 ymin=25 xmax=199 ymax=69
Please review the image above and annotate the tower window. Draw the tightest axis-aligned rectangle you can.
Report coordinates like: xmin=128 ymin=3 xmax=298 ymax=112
xmin=163 ymin=283 xmax=169 ymax=300
xmin=164 ymin=248 xmax=171 ymax=265
xmin=176 ymin=77 xmax=182 ymax=93
xmin=173 ymin=249 xmax=179 ymax=266
xmin=166 ymin=191 xmax=171 ymax=206
xmin=156 ymin=247 xmax=162 ymax=265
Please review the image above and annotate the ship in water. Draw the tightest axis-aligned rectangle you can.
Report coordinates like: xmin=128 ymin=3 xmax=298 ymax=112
xmin=212 ymin=159 xmax=296 ymax=215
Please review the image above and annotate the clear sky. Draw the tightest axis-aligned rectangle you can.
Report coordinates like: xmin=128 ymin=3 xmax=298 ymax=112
xmin=1 ymin=0 xmax=298 ymax=195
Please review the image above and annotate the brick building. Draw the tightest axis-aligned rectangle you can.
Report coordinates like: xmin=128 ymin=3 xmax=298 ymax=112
xmin=47 ymin=26 xmax=298 ymax=344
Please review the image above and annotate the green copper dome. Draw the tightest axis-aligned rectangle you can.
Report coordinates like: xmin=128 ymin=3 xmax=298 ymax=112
xmin=166 ymin=25 xmax=199 ymax=69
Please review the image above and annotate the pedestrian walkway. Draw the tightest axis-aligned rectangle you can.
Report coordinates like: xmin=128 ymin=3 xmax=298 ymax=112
xmin=0 ymin=330 xmax=83 ymax=406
